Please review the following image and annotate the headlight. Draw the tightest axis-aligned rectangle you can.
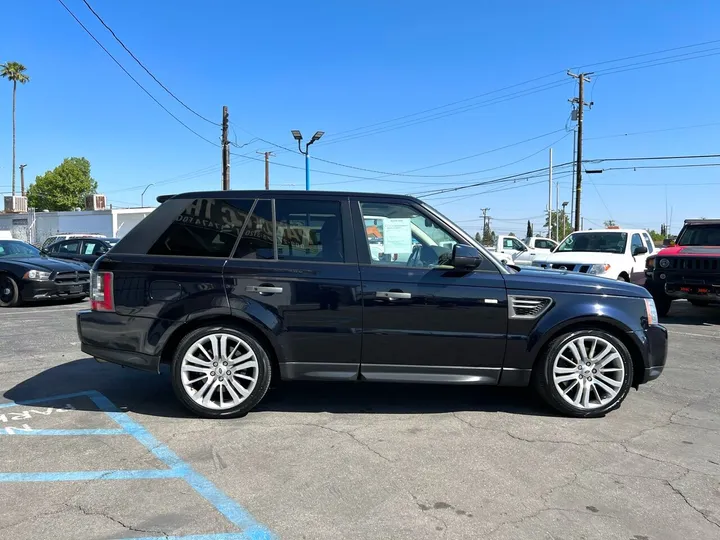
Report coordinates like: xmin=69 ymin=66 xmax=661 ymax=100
xmin=23 ymin=270 xmax=52 ymax=281
xmin=587 ymin=263 xmax=611 ymax=275
xmin=645 ymin=298 xmax=659 ymax=325
xmin=659 ymin=258 xmax=670 ymax=269
xmin=646 ymin=257 xmax=655 ymax=270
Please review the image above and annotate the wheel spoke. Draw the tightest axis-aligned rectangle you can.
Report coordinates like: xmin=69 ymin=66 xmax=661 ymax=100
xmin=182 ymin=364 xmax=210 ymax=375
xmin=192 ymin=378 xmax=214 ymax=401
xmin=592 ymin=344 xmax=615 ymax=365
xmin=596 ymin=353 xmax=620 ymax=369
xmin=186 ymin=374 xmax=208 ymax=385
xmin=596 ymin=373 xmax=622 ymax=388
xmin=226 ymin=340 xmax=242 ymax=362
xmin=222 ymin=379 xmax=243 ymax=404
xmin=227 ymin=376 xmax=250 ymax=397
xmin=566 ymin=341 xmax=582 ymax=363
xmin=582 ymin=381 xmax=591 ymax=408
xmin=562 ymin=378 xmax=580 ymax=396
xmin=591 ymin=383 xmax=602 ymax=404
xmin=577 ymin=337 xmax=590 ymax=363
xmin=572 ymin=380 xmax=584 ymax=405
xmin=230 ymin=350 xmax=254 ymax=367
xmin=232 ymin=358 xmax=258 ymax=372
xmin=588 ymin=338 xmax=598 ymax=360
xmin=209 ymin=335 xmax=220 ymax=361
xmin=555 ymin=366 xmax=579 ymax=374
xmin=234 ymin=374 xmax=255 ymax=382
xmin=593 ymin=378 xmax=617 ymax=397
xmin=196 ymin=343 xmax=213 ymax=362
xmin=555 ymin=373 xmax=581 ymax=383
xmin=201 ymin=380 xmax=221 ymax=406
xmin=186 ymin=354 xmax=212 ymax=367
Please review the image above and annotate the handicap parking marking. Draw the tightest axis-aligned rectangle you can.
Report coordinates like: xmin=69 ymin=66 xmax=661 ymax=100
xmin=0 ymin=390 xmax=275 ymax=540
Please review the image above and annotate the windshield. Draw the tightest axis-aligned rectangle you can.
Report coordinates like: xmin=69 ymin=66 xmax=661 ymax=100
xmin=676 ymin=224 xmax=720 ymax=246
xmin=0 ymin=240 xmax=41 ymax=257
xmin=556 ymin=232 xmax=628 ymax=254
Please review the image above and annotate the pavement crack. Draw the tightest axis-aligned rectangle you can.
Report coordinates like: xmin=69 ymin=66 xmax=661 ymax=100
xmin=298 ymin=422 xmax=393 ymax=462
xmin=666 ymin=479 xmax=720 ymax=529
xmin=65 ymin=503 xmax=171 ymax=536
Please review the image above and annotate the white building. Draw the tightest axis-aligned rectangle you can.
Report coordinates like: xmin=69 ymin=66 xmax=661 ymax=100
xmin=0 ymin=207 xmax=155 ymax=246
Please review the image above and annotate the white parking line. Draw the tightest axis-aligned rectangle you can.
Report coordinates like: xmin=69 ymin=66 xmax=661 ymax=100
xmin=669 ymin=330 xmax=720 ymax=339
xmin=1 ymin=306 xmax=85 ymax=316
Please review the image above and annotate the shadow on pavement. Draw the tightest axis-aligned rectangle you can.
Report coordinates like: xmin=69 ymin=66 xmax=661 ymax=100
xmin=660 ymin=300 xmax=720 ymax=326
xmin=4 ymin=358 xmax=555 ymax=418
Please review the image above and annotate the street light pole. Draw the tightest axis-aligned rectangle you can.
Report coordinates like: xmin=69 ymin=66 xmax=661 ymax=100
xmin=291 ymin=130 xmax=325 ymax=190
xmin=141 ymin=183 xmax=154 ymax=207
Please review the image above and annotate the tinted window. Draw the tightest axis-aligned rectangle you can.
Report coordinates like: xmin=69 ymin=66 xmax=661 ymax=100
xmin=557 ymin=232 xmax=628 ymax=254
xmin=83 ymin=240 xmax=107 ymax=256
xmin=0 ymin=241 xmax=39 ymax=257
xmin=359 ymin=201 xmax=460 ymax=267
xmin=275 ymin=199 xmax=344 ymax=262
xmin=232 ymin=200 xmax=274 ymax=260
xmin=677 ymin=224 xmax=720 ymax=246
xmin=59 ymin=240 xmax=81 ymax=254
xmin=631 ymin=233 xmax=645 ymax=254
xmin=149 ymin=198 xmax=250 ymax=257
xmin=535 ymin=239 xmax=557 ymax=250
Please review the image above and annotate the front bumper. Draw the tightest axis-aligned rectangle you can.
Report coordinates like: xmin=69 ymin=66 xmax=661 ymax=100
xmin=21 ymin=279 xmax=89 ymax=301
xmin=632 ymin=324 xmax=668 ymax=384
xmin=649 ymin=268 xmax=720 ymax=302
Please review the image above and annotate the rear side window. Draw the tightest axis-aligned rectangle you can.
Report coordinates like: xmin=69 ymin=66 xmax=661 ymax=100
xmin=232 ymin=200 xmax=274 ymax=260
xmin=275 ymin=199 xmax=344 ymax=262
xmin=148 ymin=198 xmax=251 ymax=257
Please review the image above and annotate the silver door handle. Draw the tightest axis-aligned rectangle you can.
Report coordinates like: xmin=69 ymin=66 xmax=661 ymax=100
xmin=376 ymin=291 xmax=411 ymax=299
xmin=246 ymin=286 xmax=283 ymax=294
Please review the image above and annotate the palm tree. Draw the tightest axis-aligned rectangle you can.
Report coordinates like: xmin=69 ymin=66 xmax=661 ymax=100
xmin=1 ymin=62 xmax=30 ymax=197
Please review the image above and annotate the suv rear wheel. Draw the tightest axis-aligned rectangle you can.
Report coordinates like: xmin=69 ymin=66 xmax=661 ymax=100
xmin=171 ymin=326 xmax=271 ymax=418
xmin=534 ymin=330 xmax=633 ymax=418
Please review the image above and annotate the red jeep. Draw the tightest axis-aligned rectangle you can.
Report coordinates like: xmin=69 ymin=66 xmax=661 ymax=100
xmin=645 ymin=219 xmax=720 ymax=316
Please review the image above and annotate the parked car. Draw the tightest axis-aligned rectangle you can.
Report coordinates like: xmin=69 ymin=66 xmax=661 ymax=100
xmin=76 ymin=191 xmax=667 ymax=419
xmin=532 ymin=228 xmax=656 ymax=284
xmin=645 ymin=218 xmax=720 ymax=316
xmin=41 ymin=233 xmax=106 ymax=250
xmin=0 ymin=239 xmax=90 ymax=307
xmin=44 ymin=237 xmax=119 ymax=265
xmin=512 ymin=236 xmax=559 ymax=266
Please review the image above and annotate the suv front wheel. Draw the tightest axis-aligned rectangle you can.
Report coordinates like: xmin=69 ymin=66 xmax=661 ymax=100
xmin=533 ymin=330 xmax=633 ymax=418
xmin=171 ymin=326 xmax=272 ymax=418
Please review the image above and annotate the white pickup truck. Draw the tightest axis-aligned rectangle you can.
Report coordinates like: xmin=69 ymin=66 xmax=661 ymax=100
xmin=487 ymin=235 xmax=558 ymax=265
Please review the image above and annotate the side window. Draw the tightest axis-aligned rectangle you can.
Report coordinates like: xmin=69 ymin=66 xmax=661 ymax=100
xmin=359 ymin=201 xmax=459 ymax=267
xmin=59 ymin=240 xmax=81 ymax=254
xmin=275 ymin=199 xmax=344 ymax=262
xmin=148 ymin=198 xmax=250 ymax=257
xmin=83 ymin=241 xmax=106 ymax=255
xmin=642 ymin=233 xmax=655 ymax=254
xmin=511 ymin=238 xmax=525 ymax=250
xmin=232 ymin=200 xmax=274 ymax=260
xmin=502 ymin=238 xmax=515 ymax=249
xmin=631 ymin=233 xmax=644 ymax=255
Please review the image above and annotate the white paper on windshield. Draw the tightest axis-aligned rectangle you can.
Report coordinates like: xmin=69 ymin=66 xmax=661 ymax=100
xmin=383 ymin=218 xmax=412 ymax=254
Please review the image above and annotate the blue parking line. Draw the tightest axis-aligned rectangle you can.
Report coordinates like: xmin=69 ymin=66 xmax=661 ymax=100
xmin=128 ymin=534 xmax=260 ymax=540
xmin=0 ymin=428 xmax=125 ymax=436
xmin=0 ymin=469 xmax=182 ymax=482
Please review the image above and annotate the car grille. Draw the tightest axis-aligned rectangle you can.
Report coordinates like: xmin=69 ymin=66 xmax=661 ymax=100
xmin=547 ymin=263 xmax=591 ymax=273
xmin=54 ymin=271 xmax=90 ymax=284
xmin=665 ymin=257 xmax=719 ymax=272
xmin=508 ymin=296 xmax=552 ymax=319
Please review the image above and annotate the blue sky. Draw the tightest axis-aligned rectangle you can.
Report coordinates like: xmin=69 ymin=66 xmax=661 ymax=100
xmin=2 ymin=0 xmax=719 ymax=237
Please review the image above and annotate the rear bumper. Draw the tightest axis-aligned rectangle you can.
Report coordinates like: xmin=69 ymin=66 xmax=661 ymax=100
xmin=76 ymin=310 xmax=163 ymax=373
xmin=633 ymin=325 xmax=668 ymax=384
xmin=22 ymin=280 xmax=89 ymax=301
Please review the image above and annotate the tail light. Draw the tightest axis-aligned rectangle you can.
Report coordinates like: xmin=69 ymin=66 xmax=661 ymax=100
xmin=90 ymin=271 xmax=115 ymax=312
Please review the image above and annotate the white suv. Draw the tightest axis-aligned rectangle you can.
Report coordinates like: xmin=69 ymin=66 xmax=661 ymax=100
xmin=532 ymin=228 xmax=656 ymax=284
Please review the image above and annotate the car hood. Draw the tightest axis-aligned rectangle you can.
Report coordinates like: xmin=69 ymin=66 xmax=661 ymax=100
xmin=0 ymin=256 xmax=89 ymax=272
xmin=533 ymin=251 xmax=626 ymax=265
xmin=505 ymin=266 xmax=650 ymax=298
xmin=656 ymin=245 xmax=720 ymax=257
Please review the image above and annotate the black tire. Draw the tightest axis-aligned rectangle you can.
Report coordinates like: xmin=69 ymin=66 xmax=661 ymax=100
xmin=171 ymin=325 xmax=272 ymax=419
xmin=533 ymin=329 xmax=634 ymax=418
xmin=0 ymin=274 xmax=21 ymax=308
xmin=617 ymin=274 xmax=629 ymax=282
xmin=690 ymin=300 xmax=710 ymax=307
xmin=654 ymin=293 xmax=672 ymax=317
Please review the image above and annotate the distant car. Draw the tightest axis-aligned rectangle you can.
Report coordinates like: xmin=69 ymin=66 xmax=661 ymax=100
xmin=0 ymin=239 xmax=90 ymax=307
xmin=532 ymin=228 xmax=656 ymax=284
xmin=41 ymin=233 xmax=106 ymax=251
xmin=44 ymin=237 xmax=119 ymax=265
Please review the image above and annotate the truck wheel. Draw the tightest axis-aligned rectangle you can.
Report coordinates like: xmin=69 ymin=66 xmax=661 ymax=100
xmin=0 ymin=275 xmax=20 ymax=307
xmin=533 ymin=329 xmax=633 ymax=418
xmin=171 ymin=326 xmax=272 ymax=419
xmin=654 ymin=294 xmax=672 ymax=317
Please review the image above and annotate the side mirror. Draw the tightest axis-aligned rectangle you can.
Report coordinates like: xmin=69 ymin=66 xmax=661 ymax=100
xmin=450 ymin=244 xmax=482 ymax=271
xmin=633 ymin=246 xmax=648 ymax=256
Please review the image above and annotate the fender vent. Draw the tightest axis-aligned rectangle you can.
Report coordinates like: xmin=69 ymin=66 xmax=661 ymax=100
xmin=509 ymin=295 xmax=552 ymax=319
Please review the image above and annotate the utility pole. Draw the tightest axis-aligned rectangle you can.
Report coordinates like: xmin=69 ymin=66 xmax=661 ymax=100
xmin=568 ymin=72 xmax=592 ymax=231
xmin=258 ymin=151 xmax=275 ymax=190
xmin=561 ymin=201 xmax=569 ymax=239
xmin=221 ymin=106 xmax=230 ymax=190
xmin=570 ymin=127 xmax=576 ymax=229
xmin=548 ymin=148 xmax=553 ymax=238
xmin=481 ymin=207 xmax=491 ymax=246
xmin=19 ymin=164 xmax=26 ymax=197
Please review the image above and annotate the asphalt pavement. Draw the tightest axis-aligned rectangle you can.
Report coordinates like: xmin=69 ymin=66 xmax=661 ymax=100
xmin=0 ymin=300 xmax=718 ymax=539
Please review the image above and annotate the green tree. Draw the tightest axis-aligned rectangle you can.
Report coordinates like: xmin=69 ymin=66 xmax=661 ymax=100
xmin=482 ymin=220 xmax=495 ymax=246
xmin=604 ymin=219 xmax=617 ymax=228
xmin=27 ymin=158 xmax=98 ymax=211
xmin=474 ymin=232 xmax=482 ymax=243
xmin=648 ymin=229 xmax=664 ymax=244
xmin=526 ymin=220 xmax=533 ymax=239
xmin=543 ymin=210 xmax=573 ymax=241
xmin=1 ymin=61 xmax=30 ymax=196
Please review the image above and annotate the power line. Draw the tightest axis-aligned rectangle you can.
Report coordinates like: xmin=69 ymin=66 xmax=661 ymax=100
xmin=80 ymin=0 xmax=219 ymax=126
xmin=56 ymin=0 xmax=219 ymax=147
xmin=588 ymin=153 xmax=720 ymax=163
xmin=587 ymin=121 xmax=720 ymax=141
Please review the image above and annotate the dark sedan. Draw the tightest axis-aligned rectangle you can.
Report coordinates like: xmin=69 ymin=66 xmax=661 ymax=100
xmin=0 ymin=240 xmax=90 ymax=307
xmin=44 ymin=237 xmax=119 ymax=265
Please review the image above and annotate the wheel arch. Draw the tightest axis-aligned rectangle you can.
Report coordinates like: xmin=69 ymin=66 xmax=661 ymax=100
xmin=159 ymin=314 xmax=283 ymax=382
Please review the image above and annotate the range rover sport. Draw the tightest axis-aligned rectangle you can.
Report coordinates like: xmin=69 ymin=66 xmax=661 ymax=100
xmin=76 ymin=191 xmax=668 ymax=418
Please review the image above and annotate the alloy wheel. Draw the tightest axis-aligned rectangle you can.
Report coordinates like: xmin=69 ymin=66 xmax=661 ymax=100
xmin=0 ymin=277 xmax=13 ymax=304
xmin=180 ymin=333 xmax=259 ymax=410
xmin=552 ymin=335 xmax=625 ymax=410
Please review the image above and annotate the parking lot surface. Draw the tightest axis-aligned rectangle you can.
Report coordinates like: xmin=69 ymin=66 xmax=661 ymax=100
xmin=0 ymin=301 xmax=718 ymax=539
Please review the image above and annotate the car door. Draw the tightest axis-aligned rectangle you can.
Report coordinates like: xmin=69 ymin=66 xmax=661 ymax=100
xmin=223 ymin=196 xmax=363 ymax=381
xmin=629 ymin=233 xmax=649 ymax=284
xmin=77 ymin=239 xmax=108 ymax=265
xmin=52 ymin=239 xmax=82 ymax=261
xmin=351 ymin=197 xmax=508 ymax=384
